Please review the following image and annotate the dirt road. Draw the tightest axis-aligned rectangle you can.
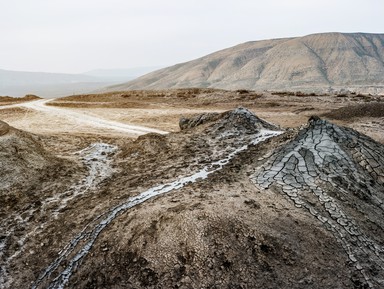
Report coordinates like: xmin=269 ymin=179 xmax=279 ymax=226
xmin=2 ymin=99 xmax=168 ymax=136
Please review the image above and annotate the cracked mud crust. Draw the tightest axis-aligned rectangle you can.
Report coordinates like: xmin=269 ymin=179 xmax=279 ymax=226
xmin=254 ymin=117 xmax=384 ymax=287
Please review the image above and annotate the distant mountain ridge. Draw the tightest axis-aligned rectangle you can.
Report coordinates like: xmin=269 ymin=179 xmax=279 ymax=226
xmin=83 ymin=67 xmax=164 ymax=82
xmin=0 ymin=67 xmax=160 ymax=98
xmin=106 ymin=32 xmax=384 ymax=94
xmin=0 ymin=69 xmax=113 ymax=97
xmin=0 ymin=69 xmax=97 ymax=85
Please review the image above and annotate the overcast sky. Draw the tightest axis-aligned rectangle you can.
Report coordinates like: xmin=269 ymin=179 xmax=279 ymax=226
xmin=0 ymin=0 xmax=383 ymax=74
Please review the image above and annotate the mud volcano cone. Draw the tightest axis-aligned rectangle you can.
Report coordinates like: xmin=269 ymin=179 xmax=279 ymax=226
xmin=254 ymin=116 xmax=384 ymax=287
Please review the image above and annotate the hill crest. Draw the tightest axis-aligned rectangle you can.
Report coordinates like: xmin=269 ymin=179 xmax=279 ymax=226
xmin=105 ymin=32 xmax=384 ymax=94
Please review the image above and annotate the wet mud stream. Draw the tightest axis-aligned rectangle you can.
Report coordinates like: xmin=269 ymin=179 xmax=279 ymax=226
xmin=0 ymin=143 xmax=117 ymax=288
xmin=31 ymin=130 xmax=282 ymax=289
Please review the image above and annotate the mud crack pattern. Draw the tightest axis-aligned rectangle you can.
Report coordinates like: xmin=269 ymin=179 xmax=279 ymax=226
xmin=253 ymin=118 xmax=384 ymax=288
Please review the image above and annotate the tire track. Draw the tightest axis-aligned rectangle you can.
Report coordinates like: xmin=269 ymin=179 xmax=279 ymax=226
xmin=14 ymin=99 xmax=168 ymax=135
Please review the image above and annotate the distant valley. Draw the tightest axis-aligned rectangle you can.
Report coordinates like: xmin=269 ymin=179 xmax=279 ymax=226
xmin=0 ymin=67 xmax=160 ymax=97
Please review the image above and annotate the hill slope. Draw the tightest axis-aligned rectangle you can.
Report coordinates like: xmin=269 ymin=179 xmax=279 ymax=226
xmin=107 ymin=32 xmax=384 ymax=94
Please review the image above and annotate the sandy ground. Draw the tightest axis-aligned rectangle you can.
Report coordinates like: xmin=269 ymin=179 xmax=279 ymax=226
xmin=0 ymin=102 xmax=169 ymax=140
xmin=21 ymin=99 xmax=167 ymax=135
xmin=0 ymin=89 xmax=382 ymax=143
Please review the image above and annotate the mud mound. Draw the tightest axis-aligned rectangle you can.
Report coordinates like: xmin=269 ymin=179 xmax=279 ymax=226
xmin=209 ymin=107 xmax=280 ymax=135
xmin=0 ymin=120 xmax=10 ymax=136
xmin=254 ymin=116 xmax=384 ymax=287
xmin=121 ymin=107 xmax=282 ymax=166
xmin=0 ymin=121 xmax=59 ymax=191
xmin=322 ymin=102 xmax=384 ymax=120
xmin=180 ymin=108 xmax=282 ymax=166
xmin=178 ymin=107 xmax=280 ymax=133
xmin=179 ymin=112 xmax=220 ymax=130
xmin=122 ymin=133 xmax=169 ymax=157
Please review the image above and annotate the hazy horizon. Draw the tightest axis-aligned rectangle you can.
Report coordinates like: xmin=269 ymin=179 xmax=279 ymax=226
xmin=1 ymin=0 xmax=383 ymax=74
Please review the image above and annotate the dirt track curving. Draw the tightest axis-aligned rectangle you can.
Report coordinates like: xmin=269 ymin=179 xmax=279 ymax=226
xmin=20 ymin=99 xmax=167 ymax=136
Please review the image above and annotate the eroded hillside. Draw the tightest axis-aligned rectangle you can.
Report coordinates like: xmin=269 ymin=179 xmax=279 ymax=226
xmin=105 ymin=33 xmax=384 ymax=94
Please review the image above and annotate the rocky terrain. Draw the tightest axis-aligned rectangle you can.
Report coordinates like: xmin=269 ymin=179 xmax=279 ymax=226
xmin=106 ymin=33 xmax=384 ymax=94
xmin=0 ymin=100 xmax=383 ymax=288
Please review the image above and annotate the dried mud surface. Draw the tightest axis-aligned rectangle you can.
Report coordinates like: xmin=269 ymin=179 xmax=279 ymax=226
xmin=45 ymin=89 xmax=384 ymax=141
xmin=0 ymin=89 xmax=383 ymax=289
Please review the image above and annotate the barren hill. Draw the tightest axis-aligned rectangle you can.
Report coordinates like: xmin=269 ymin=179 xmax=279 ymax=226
xmin=106 ymin=32 xmax=384 ymax=94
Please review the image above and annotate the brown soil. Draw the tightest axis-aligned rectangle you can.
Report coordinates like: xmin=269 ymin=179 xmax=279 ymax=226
xmin=0 ymin=120 xmax=10 ymax=136
xmin=0 ymin=94 xmax=41 ymax=106
xmin=2 ymin=89 xmax=383 ymax=139
xmin=44 ymin=88 xmax=384 ymax=141
xmin=1 ymin=89 xmax=383 ymax=289
xmin=322 ymin=102 xmax=384 ymax=119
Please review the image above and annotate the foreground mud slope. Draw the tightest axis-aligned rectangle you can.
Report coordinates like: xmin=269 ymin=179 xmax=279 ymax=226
xmin=0 ymin=120 xmax=66 ymax=191
xmin=1 ymin=109 xmax=384 ymax=288
xmin=0 ymin=121 xmax=115 ymax=288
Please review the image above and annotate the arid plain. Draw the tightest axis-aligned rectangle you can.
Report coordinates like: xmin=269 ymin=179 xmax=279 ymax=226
xmin=1 ymin=89 xmax=383 ymax=142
